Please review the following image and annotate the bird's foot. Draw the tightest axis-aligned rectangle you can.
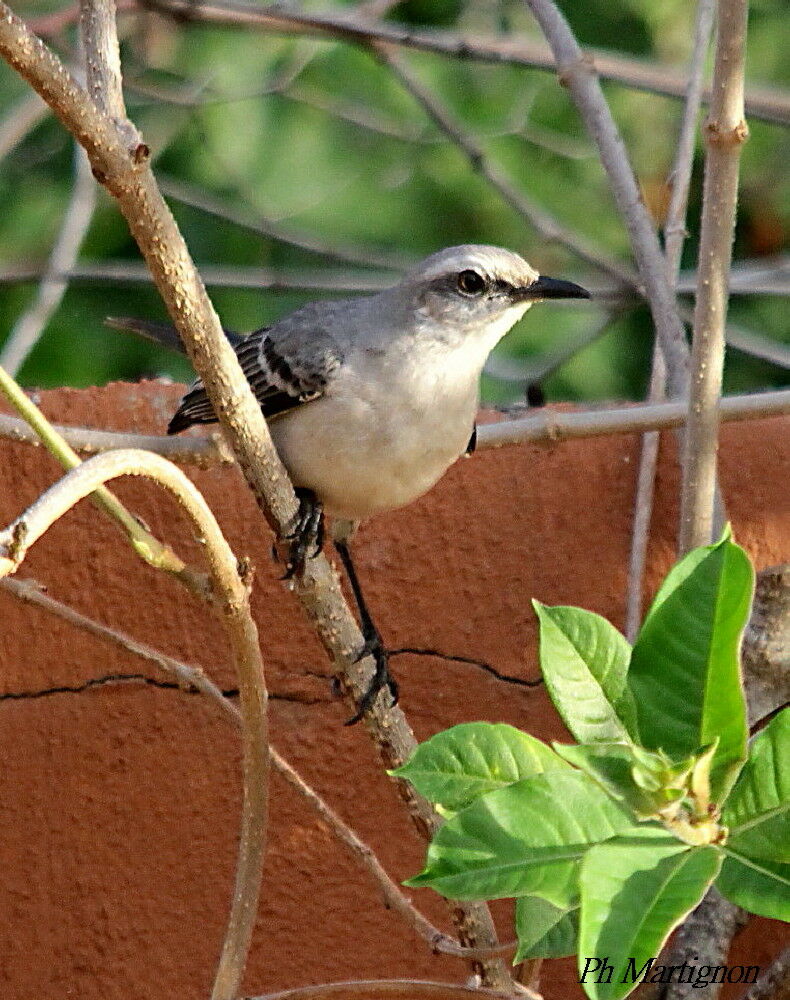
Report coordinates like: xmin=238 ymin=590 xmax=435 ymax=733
xmin=344 ymin=627 xmax=399 ymax=726
xmin=283 ymin=488 xmax=324 ymax=579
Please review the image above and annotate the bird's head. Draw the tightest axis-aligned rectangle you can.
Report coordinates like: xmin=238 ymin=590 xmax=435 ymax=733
xmin=401 ymin=244 xmax=590 ymax=345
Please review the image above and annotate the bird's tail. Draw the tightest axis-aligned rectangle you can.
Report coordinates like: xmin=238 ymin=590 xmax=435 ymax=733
xmin=105 ymin=316 xmax=243 ymax=352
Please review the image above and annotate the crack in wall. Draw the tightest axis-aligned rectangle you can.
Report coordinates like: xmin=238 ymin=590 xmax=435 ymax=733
xmin=0 ymin=673 xmax=328 ymax=705
xmin=0 ymin=645 xmax=539 ymax=707
xmin=389 ymin=647 xmax=542 ymax=688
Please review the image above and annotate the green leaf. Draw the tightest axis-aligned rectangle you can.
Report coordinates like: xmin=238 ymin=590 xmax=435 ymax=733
xmin=555 ymin=742 xmax=667 ymax=818
xmin=722 ymin=709 xmax=790 ymax=863
xmin=405 ymin=771 xmax=637 ymax=906
xmin=514 ymin=896 xmax=579 ymax=961
xmin=391 ymin=722 xmax=569 ymax=812
xmin=533 ymin=602 xmax=633 ymax=744
xmin=716 ymin=851 xmax=790 ymax=921
xmin=628 ymin=534 xmax=753 ymax=803
xmin=579 ymin=837 xmax=723 ymax=1000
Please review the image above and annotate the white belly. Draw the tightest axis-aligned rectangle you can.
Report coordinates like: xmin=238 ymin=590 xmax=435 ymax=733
xmin=269 ymin=375 xmax=477 ymax=521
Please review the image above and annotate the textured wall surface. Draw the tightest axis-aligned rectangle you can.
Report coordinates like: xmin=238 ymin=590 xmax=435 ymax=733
xmin=0 ymin=382 xmax=786 ymax=1000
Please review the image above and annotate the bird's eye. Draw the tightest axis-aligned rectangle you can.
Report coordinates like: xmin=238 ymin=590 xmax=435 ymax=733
xmin=456 ymin=269 xmax=487 ymax=296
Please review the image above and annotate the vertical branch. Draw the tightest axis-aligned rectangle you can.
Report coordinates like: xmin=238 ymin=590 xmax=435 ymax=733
xmin=678 ymin=0 xmax=749 ymax=553
xmin=625 ymin=0 xmax=716 ymax=640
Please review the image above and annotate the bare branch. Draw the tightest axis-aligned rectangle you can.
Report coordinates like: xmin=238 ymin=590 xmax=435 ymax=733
xmin=0 ymin=449 xmax=269 ymax=1000
xmin=0 ymin=9 xmax=513 ymax=986
xmin=0 ymin=260 xmax=394 ymax=292
xmin=79 ymin=0 xmax=127 ymax=120
xmin=158 ymin=174 xmax=413 ymax=272
xmin=0 ymin=574 xmax=521 ymax=964
xmin=0 ymin=143 xmax=96 ymax=375
xmin=743 ymin=564 xmax=790 ymax=727
xmin=625 ymin=352 xmax=666 ymax=643
xmin=250 ymin=979 xmax=537 ymax=1000
xmin=626 ymin=0 xmax=716 ymax=641
xmin=520 ymin=0 xmax=690 ymax=400
xmin=476 ymin=389 xmax=790 ymax=449
xmin=140 ymin=0 xmax=790 ymax=126
xmin=679 ymin=0 xmax=750 ymax=552
xmin=1 ymin=389 xmax=787 ymax=464
xmin=0 ymin=410 xmax=232 ymax=463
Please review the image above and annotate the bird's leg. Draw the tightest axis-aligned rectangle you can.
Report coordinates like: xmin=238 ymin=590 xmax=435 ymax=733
xmin=283 ymin=488 xmax=324 ymax=578
xmin=333 ymin=537 xmax=398 ymax=725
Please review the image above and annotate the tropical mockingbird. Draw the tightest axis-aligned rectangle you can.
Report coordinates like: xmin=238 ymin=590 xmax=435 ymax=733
xmin=110 ymin=244 xmax=589 ymax=720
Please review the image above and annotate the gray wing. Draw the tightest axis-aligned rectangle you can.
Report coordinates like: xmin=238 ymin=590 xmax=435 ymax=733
xmin=168 ymin=323 xmax=342 ymax=434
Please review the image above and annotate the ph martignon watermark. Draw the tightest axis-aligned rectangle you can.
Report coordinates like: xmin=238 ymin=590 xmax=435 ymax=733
xmin=579 ymin=957 xmax=760 ymax=989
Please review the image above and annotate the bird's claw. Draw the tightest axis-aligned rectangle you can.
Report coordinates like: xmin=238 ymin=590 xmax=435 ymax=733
xmin=344 ymin=629 xmax=399 ymax=725
xmin=282 ymin=489 xmax=324 ymax=579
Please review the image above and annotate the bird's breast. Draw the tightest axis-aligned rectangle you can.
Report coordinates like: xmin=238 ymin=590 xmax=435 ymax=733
xmin=269 ymin=351 xmax=479 ymax=521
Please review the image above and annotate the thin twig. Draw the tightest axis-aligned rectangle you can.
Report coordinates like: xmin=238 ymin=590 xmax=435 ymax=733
xmin=0 ymin=9 xmax=513 ymax=987
xmin=625 ymin=0 xmax=716 ymax=641
xmin=158 ymin=174 xmax=413 ymax=272
xmin=0 ymin=449 xmax=269 ymax=1000
xmin=0 ymin=411 xmax=233 ymax=463
xmin=271 ymin=750 xmax=520 ymax=961
xmin=678 ymin=0 xmax=750 ymax=553
xmin=0 ymin=260 xmax=395 ymax=292
xmin=0 ymin=89 xmax=48 ymax=162
xmin=484 ymin=310 xmax=621 ymax=385
xmin=0 ymin=142 xmax=96 ymax=375
xmin=140 ymin=0 xmax=790 ymax=126
xmin=0 ymin=364 xmax=210 ymax=595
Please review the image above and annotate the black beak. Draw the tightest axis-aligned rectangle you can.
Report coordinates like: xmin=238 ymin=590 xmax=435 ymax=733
xmin=514 ymin=275 xmax=591 ymax=301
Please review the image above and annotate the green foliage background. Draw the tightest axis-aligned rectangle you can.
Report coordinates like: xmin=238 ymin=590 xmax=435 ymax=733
xmin=0 ymin=0 xmax=787 ymax=407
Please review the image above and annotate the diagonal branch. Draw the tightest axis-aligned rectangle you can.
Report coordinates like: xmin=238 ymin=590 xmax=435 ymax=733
xmin=0 ymin=574 xmax=521 ymax=963
xmin=373 ymin=43 xmax=634 ymax=287
xmin=520 ymin=0 xmax=690 ymax=400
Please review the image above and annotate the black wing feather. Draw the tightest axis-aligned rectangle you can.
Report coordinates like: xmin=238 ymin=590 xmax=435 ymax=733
xmin=168 ymin=326 xmax=323 ymax=435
